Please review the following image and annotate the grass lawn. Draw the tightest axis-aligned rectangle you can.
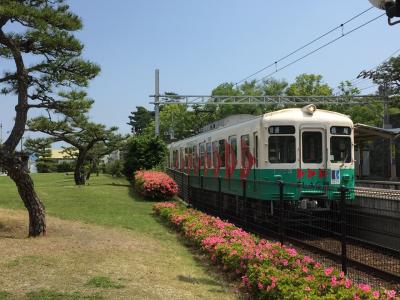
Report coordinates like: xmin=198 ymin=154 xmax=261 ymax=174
xmin=0 ymin=173 xmax=238 ymax=300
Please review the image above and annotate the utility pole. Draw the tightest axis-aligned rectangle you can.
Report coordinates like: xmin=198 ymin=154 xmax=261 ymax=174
xmin=0 ymin=122 xmax=2 ymax=144
xmin=154 ymin=69 xmax=160 ymax=136
xmin=380 ymin=82 xmax=391 ymax=129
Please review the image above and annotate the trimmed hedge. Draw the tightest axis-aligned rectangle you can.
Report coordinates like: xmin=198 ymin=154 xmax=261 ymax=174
xmin=134 ymin=171 xmax=178 ymax=201
xmin=153 ymin=202 xmax=398 ymax=300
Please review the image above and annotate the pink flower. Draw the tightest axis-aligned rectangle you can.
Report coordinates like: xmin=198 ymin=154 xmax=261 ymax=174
xmin=354 ymin=294 xmax=360 ymax=300
xmin=303 ymin=256 xmax=314 ymax=264
xmin=285 ymin=247 xmax=297 ymax=257
xmin=331 ymin=276 xmax=337 ymax=287
xmin=324 ymin=267 xmax=334 ymax=276
xmin=305 ymin=275 xmax=315 ymax=282
xmin=372 ymin=290 xmax=380 ymax=299
xmin=345 ymin=279 xmax=352 ymax=289
xmin=358 ymin=283 xmax=371 ymax=293
xmin=386 ymin=290 xmax=396 ymax=299
xmin=304 ymin=286 xmax=311 ymax=292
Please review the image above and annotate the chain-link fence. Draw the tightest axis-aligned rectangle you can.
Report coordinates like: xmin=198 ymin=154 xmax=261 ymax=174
xmin=167 ymin=169 xmax=400 ymax=290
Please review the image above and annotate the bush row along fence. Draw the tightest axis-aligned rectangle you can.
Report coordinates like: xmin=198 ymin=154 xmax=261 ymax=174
xmin=167 ymin=168 xmax=400 ymax=289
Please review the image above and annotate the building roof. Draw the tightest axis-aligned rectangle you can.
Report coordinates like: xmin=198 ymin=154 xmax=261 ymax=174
xmin=51 ymin=149 xmax=76 ymax=159
xmin=354 ymin=123 xmax=400 ymax=141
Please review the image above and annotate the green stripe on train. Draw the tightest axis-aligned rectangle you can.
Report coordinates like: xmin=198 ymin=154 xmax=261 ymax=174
xmin=186 ymin=168 xmax=355 ymax=201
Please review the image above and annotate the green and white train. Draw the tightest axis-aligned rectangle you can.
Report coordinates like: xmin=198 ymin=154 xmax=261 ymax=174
xmin=168 ymin=104 xmax=355 ymax=208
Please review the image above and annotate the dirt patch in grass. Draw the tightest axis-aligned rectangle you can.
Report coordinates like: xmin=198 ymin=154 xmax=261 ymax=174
xmin=0 ymin=208 xmax=238 ymax=300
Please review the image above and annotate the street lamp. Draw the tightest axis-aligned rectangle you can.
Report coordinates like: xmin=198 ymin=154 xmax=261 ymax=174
xmin=369 ymin=0 xmax=400 ymax=25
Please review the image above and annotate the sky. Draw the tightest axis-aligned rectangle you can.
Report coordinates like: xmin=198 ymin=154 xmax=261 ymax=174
xmin=1 ymin=0 xmax=400 ymax=142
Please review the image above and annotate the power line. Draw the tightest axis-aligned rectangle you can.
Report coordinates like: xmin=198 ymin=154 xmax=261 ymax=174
xmin=359 ymin=84 xmax=378 ymax=91
xmin=351 ymin=47 xmax=400 ymax=84
xmin=348 ymin=46 xmax=400 ymax=91
xmin=255 ymin=12 xmax=386 ymax=84
xmin=234 ymin=7 xmax=375 ymax=86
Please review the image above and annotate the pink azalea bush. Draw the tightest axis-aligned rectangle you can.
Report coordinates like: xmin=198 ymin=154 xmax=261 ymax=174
xmin=153 ymin=202 xmax=398 ymax=300
xmin=134 ymin=171 xmax=178 ymax=201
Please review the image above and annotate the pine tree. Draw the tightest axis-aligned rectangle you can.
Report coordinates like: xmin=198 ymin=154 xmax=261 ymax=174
xmin=0 ymin=1 xmax=100 ymax=236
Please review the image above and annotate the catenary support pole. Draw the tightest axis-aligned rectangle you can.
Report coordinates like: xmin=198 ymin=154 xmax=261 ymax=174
xmin=155 ymin=69 xmax=160 ymax=136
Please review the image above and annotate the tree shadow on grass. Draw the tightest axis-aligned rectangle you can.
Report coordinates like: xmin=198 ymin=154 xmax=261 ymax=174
xmin=128 ymin=188 xmax=153 ymax=202
xmin=177 ymin=275 xmax=221 ymax=286
xmin=103 ymin=183 xmax=131 ymax=188
xmin=152 ymin=214 xmax=247 ymax=299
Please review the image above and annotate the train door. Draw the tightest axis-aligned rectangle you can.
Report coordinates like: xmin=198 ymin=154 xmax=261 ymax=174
xmin=253 ymin=132 xmax=259 ymax=179
xmin=299 ymin=127 xmax=327 ymax=188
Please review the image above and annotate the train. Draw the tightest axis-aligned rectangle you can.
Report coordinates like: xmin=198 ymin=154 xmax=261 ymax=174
xmin=168 ymin=104 xmax=355 ymax=209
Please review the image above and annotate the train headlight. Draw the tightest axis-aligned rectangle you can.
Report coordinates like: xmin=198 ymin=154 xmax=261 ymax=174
xmin=369 ymin=0 xmax=400 ymax=25
xmin=302 ymin=104 xmax=317 ymax=115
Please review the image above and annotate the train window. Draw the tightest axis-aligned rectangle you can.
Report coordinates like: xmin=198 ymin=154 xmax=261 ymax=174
xmin=184 ymin=148 xmax=189 ymax=167
xmin=199 ymin=143 xmax=205 ymax=167
xmin=180 ymin=148 xmax=184 ymax=168
xmin=254 ymin=133 xmax=259 ymax=168
xmin=241 ymin=135 xmax=250 ymax=166
xmin=228 ymin=135 xmax=237 ymax=167
xmin=330 ymin=137 xmax=351 ymax=163
xmin=302 ymin=132 xmax=322 ymax=163
xmin=268 ymin=136 xmax=296 ymax=163
xmin=206 ymin=142 xmax=212 ymax=168
xmin=268 ymin=126 xmax=295 ymax=134
xmin=193 ymin=145 xmax=198 ymax=169
xmin=219 ymin=140 xmax=225 ymax=167
xmin=212 ymin=141 xmax=219 ymax=167
xmin=331 ymin=126 xmax=351 ymax=135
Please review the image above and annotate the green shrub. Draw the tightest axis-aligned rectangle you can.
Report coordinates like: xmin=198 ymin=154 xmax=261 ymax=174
xmin=56 ymin=161 xmax=75 ymax=173
xmin=104 ymin=160 xmax=123 ymax=177
xmin=123 ymin=135 xmax=167 ymax=180
xmin=36 ymin=160 xmax=57 ymax=173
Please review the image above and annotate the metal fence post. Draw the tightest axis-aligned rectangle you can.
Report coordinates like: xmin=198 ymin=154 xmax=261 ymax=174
xmin=340 ymin=185 xmax=348 ymax=275
xmin=218 ymin=177 xmax=222 ymax=215
xmin=278 ymin=180 xmax=284 ymax=246
xmin=187 ymin=174 xmax=191 ymax=207
xmin=243 ymin=179 xmax=247 ymax=226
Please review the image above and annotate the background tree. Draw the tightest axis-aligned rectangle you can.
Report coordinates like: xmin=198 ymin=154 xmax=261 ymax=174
xmin=127 ymin=106 xmax=154 ymax=135
xmin=28 ymin=91 xmax=122 ymax=185
xmin=123 ymin=135 xmax=167 ymax=180
xmin=286 ymin=74 xmax=333 ymax=96
xmin=359 ymin=55 xmax=400 ymax=95
xmin=24 ymin=137 xmax=55 ymax=173
xmin=24 ymin=137 xmax=52 ymax=161
xmin=84 ymin=136 xmax=126 ymax=180
xmin=0 ymin=1 xmax=100 ymax=236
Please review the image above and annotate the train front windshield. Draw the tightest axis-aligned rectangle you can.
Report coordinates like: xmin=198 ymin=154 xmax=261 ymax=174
xmin=330 ymin=136 xmax=351 ymax=163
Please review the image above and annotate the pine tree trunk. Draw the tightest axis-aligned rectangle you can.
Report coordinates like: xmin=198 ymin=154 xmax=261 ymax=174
xmin=6 ymin=159 xmax=46 ymax=237
xmin=74 ymin=151 xmax=87 ymax=185
xmin=86 ymin=170 xmax=91 ymax=181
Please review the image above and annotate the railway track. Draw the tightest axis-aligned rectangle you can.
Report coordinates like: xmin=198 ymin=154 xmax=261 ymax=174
xmin=355 ymin=187 xmax=400 ymax=200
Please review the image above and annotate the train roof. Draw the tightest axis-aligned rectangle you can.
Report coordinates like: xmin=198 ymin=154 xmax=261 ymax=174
xmin=264 ymin=106 xmax=352 ymax=124
xmin=169 ymin=106 xmax=352 ymax=147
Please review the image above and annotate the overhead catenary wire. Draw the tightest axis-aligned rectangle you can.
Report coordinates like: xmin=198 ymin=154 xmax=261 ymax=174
xmin=347 ymin=46 xmax=400 ymax=93
xmin=255 ymin=12 xmax=386 ymax=84
xmin=359 ymin=84 xmax=379 ymax=91
xmin=234 ymin=6 xmax=375 ymax=86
